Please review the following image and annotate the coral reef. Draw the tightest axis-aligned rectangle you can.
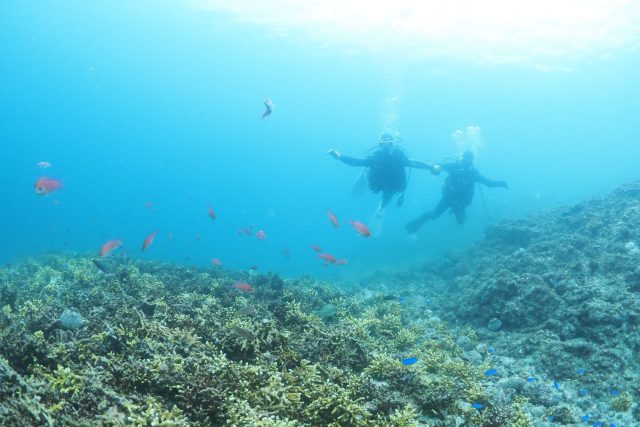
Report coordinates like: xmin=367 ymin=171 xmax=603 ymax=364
xmin=0 ymin=254 xmax=530 ymax=425
xmin=5 ymin=182 xmax=640 ymax=425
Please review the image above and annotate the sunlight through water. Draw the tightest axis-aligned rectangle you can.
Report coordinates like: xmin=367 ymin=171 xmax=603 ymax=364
xmin=193 ymin=0 xmax=640 ymax=68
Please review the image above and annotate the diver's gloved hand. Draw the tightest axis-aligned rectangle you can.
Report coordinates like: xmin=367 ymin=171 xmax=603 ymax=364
xmin=431 ymin=164 xmax=442 ymax=175
xmin=499 ymin=181 xmax=509 ymax=189
xmin=326 ymin=149 xmax=341 ymax=159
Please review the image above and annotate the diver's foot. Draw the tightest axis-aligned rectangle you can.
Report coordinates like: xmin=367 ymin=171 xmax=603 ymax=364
xmin=405 ymin=219 xmax=424 ymax=234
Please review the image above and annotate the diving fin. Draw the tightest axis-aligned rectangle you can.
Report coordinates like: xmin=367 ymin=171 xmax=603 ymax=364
xmin=369 ymin=206 xmax=385 ymax=237
xmin=350 ymin=169 xmax=366 ymax=197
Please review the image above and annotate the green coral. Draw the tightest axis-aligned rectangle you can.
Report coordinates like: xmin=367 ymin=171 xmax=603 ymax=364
xmin=610 ymin=393 xmax=632 ymax=412
xmin=41 ymin=365 xmax=84 ymax=396
xmin=546 ymin=404 xmax=575 ymax=424
xmin=0 ymin=254 xmax=569 ymax=425
xmin=0 ymin=356 xmax=54 ymax=426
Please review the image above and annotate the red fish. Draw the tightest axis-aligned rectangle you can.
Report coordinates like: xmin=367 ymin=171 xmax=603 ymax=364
xmin=208 ymin=206 xmax=216 ymax=220
xmin=326 ymin=209 xmax=340 ymax=228
xmin=233 ymin=282 xmax=254 ymax=292
xmin=141 ymin=231 xmax=158 ymax=251
xmin=262 ymin=98 xmax=274 ymax=119
xmin=310 ymin=244 xmax=322 ymax=253
xmin=336 ymin=258 xmax=348 ymax=266
xmin=318 ymin=253 xmax=337 ymax=264
xmin=256 ymin=230 xmax=266 ymax=241
xmin=34 ymin=177 xmax=62 ymax=196
xmin=36 ymin=161 xmax=52 ymax=169
xmin=350 ymin=220 xmax=371 ymax=237
xmin=211 ymin=258 xmax=222 ymax=266
xmin=99 ymin=239 xmax=122 ymax=257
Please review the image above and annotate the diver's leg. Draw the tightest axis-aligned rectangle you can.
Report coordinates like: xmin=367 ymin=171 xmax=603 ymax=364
xmin=374 ymin=192 xmax=393 ymax=217
xmin=405 ymin=213 xmax=430 ymax=233
xmin=454 ymin=207 xmax=466 ymax=224
xmin=430 ymin=198 xmax=450 ymax=220
xmin=405 ymin=198 xmax=450 ymax=233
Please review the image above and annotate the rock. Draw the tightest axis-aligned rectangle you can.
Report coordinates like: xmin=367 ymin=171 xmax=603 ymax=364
xmin=59 ymin=309 xmax=86 ymax=330
xmin=456 ymin=335 xmax=475 ymax=351
xmin=487 ymin=317 xmax=502 ymax=331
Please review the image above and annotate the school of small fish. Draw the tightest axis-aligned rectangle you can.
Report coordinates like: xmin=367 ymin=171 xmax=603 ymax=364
xmin=32 ymin=101 xmax=372 ymax=276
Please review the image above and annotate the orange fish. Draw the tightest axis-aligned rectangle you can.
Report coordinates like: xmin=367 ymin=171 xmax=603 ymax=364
xmin=99 ymin=239 xmax=122 ymax=257
xmin=262 ymin=98 xmax=274 ymax=118
xmin=350 ymin=220 xmax=371 ymax=238
xmin=256 ymin=230 xmax=266 ymax=241
xmin=233 ymin=281 xmax=254 ymax=293
xmin=318 ymin=253 xmax=337 ymax=264
xmin=34 ymin=177 xmax=62 ymax=196
xmin=208 ymin=206 xmax=216 ymax=220
xmin=211 ymin=258 xmax=222 ymax=267
xmin=326 ymin=209 xmax=340 ymax=228
xmin=141 ymin=231 xmax=158 ymax=251
xmin=310 ymin=244 xmax=322 ymax=253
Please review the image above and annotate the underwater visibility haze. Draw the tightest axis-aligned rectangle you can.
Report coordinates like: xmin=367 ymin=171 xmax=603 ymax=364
xmin=1 ymin=1 xmax=640 ymax=425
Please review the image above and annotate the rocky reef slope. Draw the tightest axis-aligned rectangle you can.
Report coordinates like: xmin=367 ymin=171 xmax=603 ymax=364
xmin=416 ymin=181 xmax=640 ymax=425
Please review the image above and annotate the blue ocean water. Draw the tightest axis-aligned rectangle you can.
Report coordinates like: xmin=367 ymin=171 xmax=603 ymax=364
xmin=2 ymin=1 xmax=639 ymax=279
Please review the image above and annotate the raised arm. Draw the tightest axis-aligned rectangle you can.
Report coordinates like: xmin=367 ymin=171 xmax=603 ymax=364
xmin=400 ymin=150 xmax=438 ymax=173
xmin=430 ymin=162 xmax=458 ymax=175
xmin=475 ymin=171 xmax=508 ymax=189
xmin=326 ymin=149 xmax=370 ymax=167
xmin=406 ymin=159 xmax=435 ymax=170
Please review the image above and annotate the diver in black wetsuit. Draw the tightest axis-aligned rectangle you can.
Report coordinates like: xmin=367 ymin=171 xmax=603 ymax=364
xmin=327 ymin=133 xmax=438 ymax=216
xmin=406 ymin=150 xmax=508 ymax=232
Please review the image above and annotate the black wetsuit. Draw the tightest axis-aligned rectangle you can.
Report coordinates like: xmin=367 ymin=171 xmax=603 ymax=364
xmin=407 ymin=161 xmax=506 ymax=230
xmin=338 ymin=145 xmax=433 ymax=209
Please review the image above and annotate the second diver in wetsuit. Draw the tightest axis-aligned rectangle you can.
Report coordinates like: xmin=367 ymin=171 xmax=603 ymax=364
xmin=327 ymin=132 xmax=438 ymax=217
xmin=405 ymin=150 xmax=508 ymax=232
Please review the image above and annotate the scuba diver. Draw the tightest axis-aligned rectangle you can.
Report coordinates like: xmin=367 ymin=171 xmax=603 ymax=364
xmin=405 ymin=150 xmax=508 ymax=233
xmin=327 ymin=132 xmax=438 ymax=221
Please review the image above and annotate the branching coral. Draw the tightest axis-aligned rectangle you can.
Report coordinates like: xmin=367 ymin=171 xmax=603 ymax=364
xmin=0 ymin=254 xmax=554 ymax=425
